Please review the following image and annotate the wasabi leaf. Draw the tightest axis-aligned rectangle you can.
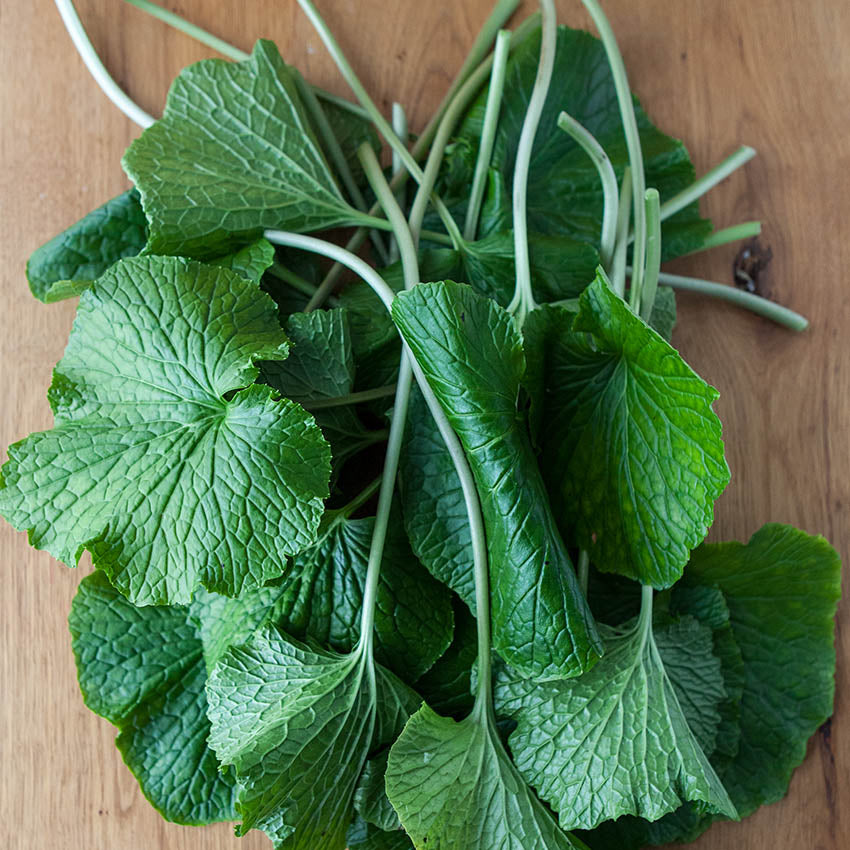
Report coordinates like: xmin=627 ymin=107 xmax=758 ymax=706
xmin=26 ymin=189 xmax=148 ymax=302
xmin=399 ymin=388 xmax=476 ymax=611
xmin=393 ymin=281 xmax=601 ymax=680
xmin=0 ymin=255 xmax=330 ymax=605
xmin=538 ymin=271 xmax=729 ymax=588
xmin=123 ymin=40 xmax=375 ymax=258
xmin=684 ymin=524 xmax=841 ymax=816
xmin=206 ymin=628 xmax=416 ymax=849
xmin=69 ymin=570 xmax=236 ymax=825
xmin=386 ymin=706 xmax=586 ymax=850
xmin=494 ymin=609 xmax=736 ymax=830
xmin=441 ymin=26 xmax=711 ymax=261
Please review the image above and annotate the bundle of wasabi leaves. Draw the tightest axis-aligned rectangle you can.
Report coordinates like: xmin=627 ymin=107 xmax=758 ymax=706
xmin=3 ymin=0 xmax=841 ymax=848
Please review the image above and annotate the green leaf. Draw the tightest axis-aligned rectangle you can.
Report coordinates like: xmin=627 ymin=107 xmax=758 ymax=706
xmin=347 ymin=817 xmax=414 ymax=850
xmin=683 ymin=524 xmax=841 ymax=816
xmin=399 ymin=388 xmax=476 ymax=612
xmin=0 ymin=255 xmax=331 ymax=605
xmin=275 ymin=508 xmax=454 ymax=681
xmin=69 ymin=571 xmax=235 ymax=825
xmin=354 ymin=750 xmax=400 ymax=831
xmin=206 ymin=628 xmax=415 ymax=849
xmin=494 ymin=610 xmax=737 ymax=830
xmin=413 ymin=598 xmax=477 ymax=718
xmin=123 ymin=40 xmax=374 ymax=258
xmin=393 ymin=281 xmax=601 ymax=680
xmin=440 ymin=26 xmax=711 ymax=261
xmin=537 ymin=271 xmax=729 ymax=588
xmin=386 ymin=706 xmax=586 ymax=850
xmin=26 ymin=189 xmax=148 ymax=302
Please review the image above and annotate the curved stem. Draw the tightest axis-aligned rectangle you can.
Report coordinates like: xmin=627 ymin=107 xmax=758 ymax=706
xmin=408 ymin=51 xmax=498 ymax=248
xmin=610 ymin=166 xmax=632 ymax=297
xmin=581 ymin=0 xmax=647 ymax=312
xmin=639 ymin=189 xmax=661 ymax=321
xmin=55 ymin=0 xmax=154 ymax=128
xmin=508 ymin=0 xmax=558 ymax=324
xmin=122 ymin=0 xmax=371 ymax=120
xmin=557 ymin=111 xmax=618 ymax=271
xmin=464 ymin=29 xmax=512 ymax=242
xmin=263 ymin=227 xmax=492 ymax=707
xmin=660 ymin=146 xmax=756 ymax=222
xmin=627 ymin=267 xmax=809 ymax=331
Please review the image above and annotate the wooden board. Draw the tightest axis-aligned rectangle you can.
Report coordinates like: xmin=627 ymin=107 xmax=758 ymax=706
xmin=0 ymin=1 xmax=846 ymax=848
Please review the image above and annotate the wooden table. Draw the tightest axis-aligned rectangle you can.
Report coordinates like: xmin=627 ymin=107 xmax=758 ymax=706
xmin=1 ymin=1 xmax=847 ymax=848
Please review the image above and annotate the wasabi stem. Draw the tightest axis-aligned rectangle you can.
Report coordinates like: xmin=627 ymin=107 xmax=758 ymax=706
xmin=639 ymin=189 xmax=662 ymax=321
xmin=508 ymin=0 xmax=558 ymax=325
xmin=464 ymin=29 xmax=512 ymax=242
xmin=415 ymin=0 xmax=521 ymax=157
xmin=627 ymin=267 xmax=810 ymax=331
xmin=293 ymin=70 xmax=389 ymax=265
xmin=610 ymin=166 xmax=632 ymax=297
xmin=55 ymin=0 xmax=154 ymax=128
xmin=660 ymin=146 xmax=756 ymax=222
xmin=581 ymin=0 xmax=647 ymax=313
xmin=683 ymin=221 xmax=762 ymax=256
xmin=557 ymin=111 xmax=619 ymax=271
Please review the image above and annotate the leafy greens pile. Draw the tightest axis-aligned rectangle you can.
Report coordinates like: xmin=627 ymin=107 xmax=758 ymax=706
xmin=4 ymin=0 xmax=841 ymax=848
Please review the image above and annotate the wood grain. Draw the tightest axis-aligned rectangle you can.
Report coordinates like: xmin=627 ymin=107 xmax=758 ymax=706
xmin=1 ymin=1 xmax=846 ymax=848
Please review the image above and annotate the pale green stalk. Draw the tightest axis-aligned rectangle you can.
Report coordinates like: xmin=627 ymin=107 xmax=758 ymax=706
xmin=628 ymin=268 xmax=810 ymax=332
xmin=55 ymin=0 xmax=154 ymax=128
xmin=122 ymin=0 xmax=371 ymax=120
xmin=682 ymin=221 xmax=762 ymax=256
xmin=660 ymin=146 xmax=756 ymax=222
xmin=639 ymin=189 xmax=662 ymax=321
xmin=557 ymin=111 xmax=618 ymax=271
xmin=610 ymin=166 xmax=632 ymax=296
xmin=581 ymin=0 xmax=647 ymax=312
xmin=464 ymin=29 xmax=512 ymax=242
xmin=508 ymin=0 xmax=558 ymax=325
